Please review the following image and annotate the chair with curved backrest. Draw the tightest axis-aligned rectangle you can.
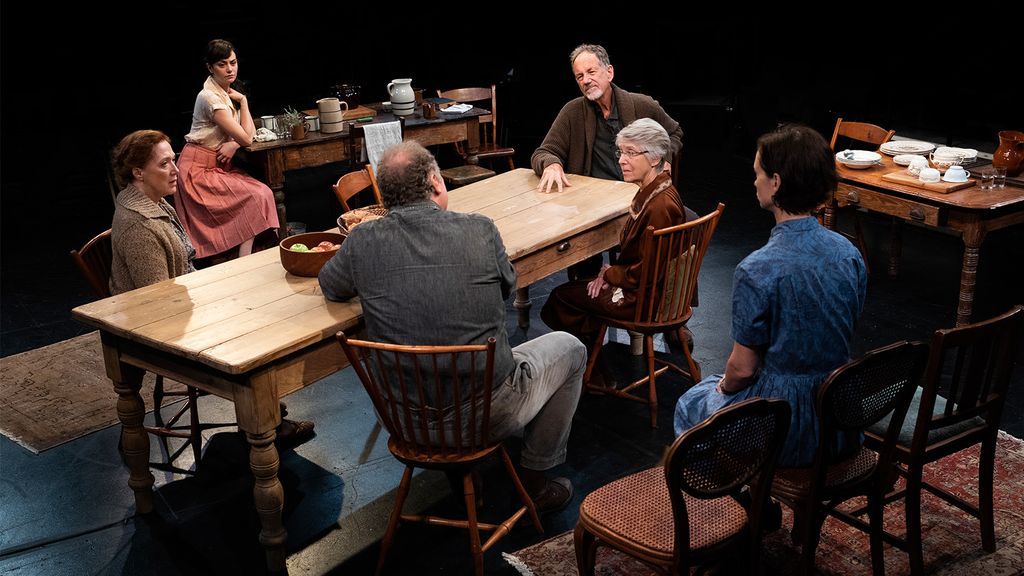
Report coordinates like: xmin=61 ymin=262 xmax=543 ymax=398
xmin=584 ymin=203 xmax=724 ymax=427
xmin=771 ymin=340 xmax=929 ymax=576
xmin=574 ymin=397 xmax=791 ymax=575
xmin=332 ymin=164 xmax=383 ymax=212
xmin=436 ymin=85 xmax=515 ymax=188
xmin=335 ymin=332 xmax=543 ymax=576
xmin=828 ymin=117 xmax=897 ymax=276
xmin=70 ymin=229 xmax=219 ymax=474
xmin=864 ymin=305 xmax=1024 ymax=575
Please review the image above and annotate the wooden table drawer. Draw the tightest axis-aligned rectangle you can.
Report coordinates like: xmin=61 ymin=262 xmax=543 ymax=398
xmin=836 ymin=184 xmax=941 ymax=226
xmin=514 ymin=214 xmax=627 ymax=287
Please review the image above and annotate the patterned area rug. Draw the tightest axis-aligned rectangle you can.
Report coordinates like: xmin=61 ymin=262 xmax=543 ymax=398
xmin=506 ymin=432 xmax=1024 ymax=575
xmin=0 ymin=331 xmax=170 ymax=453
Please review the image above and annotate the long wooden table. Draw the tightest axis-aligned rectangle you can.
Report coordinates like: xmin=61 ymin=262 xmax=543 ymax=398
xmin=70 ymin=169 xmax=634 ymax=570
xmin=247 ymin=108 xmax=487 ymax=228
xmin=826 ymin=156 xmax=1024 ymax=326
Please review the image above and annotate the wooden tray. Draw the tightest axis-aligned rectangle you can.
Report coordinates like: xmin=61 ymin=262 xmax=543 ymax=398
xmin=302 ymin=104 xmax=377 ymax=120
xmin=881 ymin=170 xmax=974 ymax=193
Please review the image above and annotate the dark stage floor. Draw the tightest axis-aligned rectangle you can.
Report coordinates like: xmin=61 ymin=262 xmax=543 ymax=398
xmin=2 ymin=139 xmax=1022 ymax=575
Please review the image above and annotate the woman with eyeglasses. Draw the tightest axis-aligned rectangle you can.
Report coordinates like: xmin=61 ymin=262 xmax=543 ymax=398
xmin=541 ymin=118 xmax=687 ymax=353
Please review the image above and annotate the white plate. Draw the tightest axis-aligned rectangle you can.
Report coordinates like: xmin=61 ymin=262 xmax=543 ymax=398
xmin=836 ymin=150 xmax=881 ymax=163
xmin=893 ymin=154 xmax=926 ymax=166
xmin=836 ymin=150 xmax=882 ymax=168
xmin=879 ymin=140 xmax=936 ymax=156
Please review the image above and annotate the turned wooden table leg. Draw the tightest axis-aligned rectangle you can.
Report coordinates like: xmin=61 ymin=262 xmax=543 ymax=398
xmin=248 ymin=429 xmax=287 ymax=571
xmin=102 ymin=336 xmax=154 ymax=513
xmin=957 ymin=221 xmax=986 ymax=327
xmin=514 ymin=286 xmax=531 ymax=329
xmin=888 ymin=219 xmax=903 ymax=279
xmin=823 ymin=202 xmax=836 ymax=230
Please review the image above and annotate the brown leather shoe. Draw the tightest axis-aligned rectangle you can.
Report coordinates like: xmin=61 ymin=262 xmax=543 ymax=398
xmin=276 ymin=418 xmax=315 ymax=449
xmin=527 ymin=476 xmax=573 ymax=515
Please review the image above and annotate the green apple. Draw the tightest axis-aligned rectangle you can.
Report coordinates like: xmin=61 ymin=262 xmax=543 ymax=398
xmin=290 ymin=243 xmax=309 ymax=252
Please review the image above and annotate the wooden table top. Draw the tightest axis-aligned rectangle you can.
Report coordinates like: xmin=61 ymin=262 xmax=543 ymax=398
xmin=72 ymin=247 xmax=363 ymax=375
xmin=838 ymin=156 xmax=1024 ymax=210
xmin=447 ymin=168 xmax=636 ymax=261
xmin=72 ymin=169 xmax=636 ymax=376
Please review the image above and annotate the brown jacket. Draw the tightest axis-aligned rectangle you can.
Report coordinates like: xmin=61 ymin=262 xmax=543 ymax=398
xmin=531 ymin=84 xmax=683 ymax=177
xmin=110 ymin=184 xmax=195 ymax=295
xmin=604 ymin=172 xmax=686 ymax=294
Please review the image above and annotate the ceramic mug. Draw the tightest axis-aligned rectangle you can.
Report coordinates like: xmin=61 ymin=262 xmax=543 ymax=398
xmin=260 ymin=115 xmax=277 ymax=132
xmin=907 ymin=156 xmax=930 ymax=176
xmin=304 ymin=115 xmax=319 ymax=132
xmin=944 ymin=165 xmax=970 ymax=182
xmin=919 ymin=167 xmax=941 ymax=183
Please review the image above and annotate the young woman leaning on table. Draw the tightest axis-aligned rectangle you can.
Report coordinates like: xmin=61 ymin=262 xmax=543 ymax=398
xmin=174 ymin=38 xmax=279 ymax=261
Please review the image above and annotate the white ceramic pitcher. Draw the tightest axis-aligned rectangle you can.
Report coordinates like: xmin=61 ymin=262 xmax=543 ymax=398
xmin=387 ymin=78 xmax=415 ymax=117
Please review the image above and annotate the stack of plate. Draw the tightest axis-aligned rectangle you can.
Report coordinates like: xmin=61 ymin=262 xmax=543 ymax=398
xmin=933 ymin=146 xmax=978 ymax=162
xmin=893 ymin=154 xmax=926 ymax=167
xmin=836 ymin=150 xmax=882 ymax=169
xmin=880 ymin=140 xmax=936 ymax=156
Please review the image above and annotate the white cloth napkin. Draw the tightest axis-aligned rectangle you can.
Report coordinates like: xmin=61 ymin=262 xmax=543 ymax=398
xmin=360 ymin=121 xmax=403 ymax=173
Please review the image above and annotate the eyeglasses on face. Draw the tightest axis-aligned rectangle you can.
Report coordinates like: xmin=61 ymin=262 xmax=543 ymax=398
xmin=614 ymin=148 xmax=649 ymax=159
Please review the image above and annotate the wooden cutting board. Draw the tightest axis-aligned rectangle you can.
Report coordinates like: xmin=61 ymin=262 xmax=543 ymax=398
xmin=302 ymin=104 xmax=377 ymax=120
xmin=881 ymin=170 xmax=974 ymax=193
xmin=342 ymin=105 xmax=376 ymax=120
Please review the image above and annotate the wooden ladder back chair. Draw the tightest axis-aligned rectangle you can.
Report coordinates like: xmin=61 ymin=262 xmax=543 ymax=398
xmin=584 ymin=203 xmax=725 ymax=428
xmin=828 ymin=117 xmax=897 ymax=276
xmin=574 ymin=398 xmax=791 ymax=575
xmin=336 ymin=332 xmax=542 ymax=576
xmin=771 ymin=341 xmax=929 ymax=576
xmin=864 ymin=305 xmax=1024 ymax=575
xmin=70 ymin=229 xmax=224 ymax=474
xmin=437 ymin=85 xmax=516 ymax=171
xmin=332 ymin=164 xmax=383 ymax=212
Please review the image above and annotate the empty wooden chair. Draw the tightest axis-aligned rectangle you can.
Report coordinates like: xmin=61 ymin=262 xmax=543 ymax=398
xmin=828 ymin=117 xmax=897 ymax=276
xmin=771 ymin=341 xmax=928 ymax=575
xmin=335 ymin=332 xmax=543 ymax=576
xmin=70 ymin=229 xmax=222 ymax=473
xmin=864 ymin=305 xmax=1024 ymax=575
xmin=332 ymin=164 xmax=383 ymax=212
xmin=584 ymin=203 xmax=724 ymax=427
xmin=437 ymin=85 xmax=514 ymax=187
xmin=575 ymin=398 xmax=791 ymax=575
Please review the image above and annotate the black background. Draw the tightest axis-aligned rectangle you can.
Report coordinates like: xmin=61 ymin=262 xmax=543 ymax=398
xmin=2 ymin=7 xmax=1022 ymax=282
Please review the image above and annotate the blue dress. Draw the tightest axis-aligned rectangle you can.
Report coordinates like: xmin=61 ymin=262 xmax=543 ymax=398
xmin=673 ymin=217 xmax=866 ymax=467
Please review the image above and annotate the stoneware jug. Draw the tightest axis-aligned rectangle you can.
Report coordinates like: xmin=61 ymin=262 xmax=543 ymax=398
xmin=387 ymin=78 xmax=415 ymax=117
xmin=993 ymin=130 xmax=1024 ymax=177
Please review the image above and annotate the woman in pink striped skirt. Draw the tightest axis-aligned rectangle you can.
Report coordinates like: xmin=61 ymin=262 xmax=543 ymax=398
xmin=175 ymin=39 xmax=279 ymax=259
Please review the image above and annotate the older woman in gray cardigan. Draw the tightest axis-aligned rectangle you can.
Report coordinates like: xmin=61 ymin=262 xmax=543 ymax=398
xmin=109 ymin=130 xmax=195 ymax=294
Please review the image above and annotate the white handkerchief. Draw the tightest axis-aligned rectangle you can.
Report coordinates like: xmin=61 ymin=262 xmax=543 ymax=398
xmin=443 ymin=104 xmax=473 ymax=114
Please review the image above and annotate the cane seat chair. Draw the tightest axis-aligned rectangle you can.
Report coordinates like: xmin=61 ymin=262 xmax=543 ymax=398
xmin=771 ymin=341 xmax=928 ymax=575
xmin=828 ymin=118 xmax=897 ymax=276
xmin=70 ymin=228 xmax=227 ymax=473
xmin=584 ymin=203 xmax=724 ymax=427
xmin=332 ymin=164 xmax=383 ymax=212
xmin=575 ymin=398 xmax=791 ymax=575
xmin=336 ymin=332 xmax=543 ymax=576
xmin=863 ymin=305 xmax=1024 ymax=575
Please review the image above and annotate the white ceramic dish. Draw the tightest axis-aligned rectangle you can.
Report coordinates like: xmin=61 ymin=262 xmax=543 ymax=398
xmin=836 ymin=150 xmax=882 ymax=169
xmin=893 ymin=154 xmax=925 ymax=167
xmin=880 ymin=140 xmax=936 ymax=156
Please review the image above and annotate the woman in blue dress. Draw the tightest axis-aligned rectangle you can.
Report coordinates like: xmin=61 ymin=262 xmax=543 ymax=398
xmin=673 ymin=124 xmax=867 ymax=467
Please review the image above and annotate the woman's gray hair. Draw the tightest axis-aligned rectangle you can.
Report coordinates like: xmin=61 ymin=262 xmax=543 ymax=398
xmin=569 ymin=44 xmax=611 ymax=68
xmin=376 ymin=141 xmax=441 ymax=209
xmin=616 ymin=118 xmax=670 ymax=169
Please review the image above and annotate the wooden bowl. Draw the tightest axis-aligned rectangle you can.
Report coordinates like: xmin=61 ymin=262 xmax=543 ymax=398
xmin=279 ymin=232 xmax=345 ymax=277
